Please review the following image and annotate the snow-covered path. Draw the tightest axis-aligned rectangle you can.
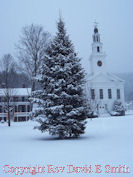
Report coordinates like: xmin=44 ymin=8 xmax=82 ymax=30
xmin=0 ymin=114 xmax=133 ymax=177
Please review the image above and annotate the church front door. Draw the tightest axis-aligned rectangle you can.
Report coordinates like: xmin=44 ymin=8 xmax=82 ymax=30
xmin=98 ymin=104 xmax=106 ymax=115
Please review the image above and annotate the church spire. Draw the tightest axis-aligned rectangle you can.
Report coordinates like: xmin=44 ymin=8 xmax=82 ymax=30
xmin=92 ymin=23 xmax=102 ymax=54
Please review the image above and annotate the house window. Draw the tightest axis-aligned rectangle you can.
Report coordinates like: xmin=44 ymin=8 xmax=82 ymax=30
xmin=22 ymin=105 xmax=25 ymax=112
xmin=117 ymin=89 xmax=120 ymax=99
xmin=25 ymin=97 xmax=28 ymax=101
xmin=91 ymin=89 xmax=95 ymax=99
xmin=4 ymin=97 xmax=7 ymax=102
xmin=13 ymin=97 xmax=18 ymax=102
xmin=22 ymin=97 xmax=25 ymax=102
xmin=108 ymin=89 xmax=112 ymax=99
xmin=18 ymin=117 xmax=26 ymax=122
xmin=97 ymin=46 xmax=100 ymax=52
xmin=15 ymin=106 xmax=17 ymax=112
xmin=18 ymin=105 xmax=25 ymax=112
xmin=0 ymin=106 xmax=2 ymax=113
xmin=27 ymin=105 xmax=31 ymax=112
xmin=0 ymin=97 xmax=3 ymax=102
xmin=99 ymin=89 xmax=103 ymax=99
xmin=14 ymin=117 xmax=17 ymax=122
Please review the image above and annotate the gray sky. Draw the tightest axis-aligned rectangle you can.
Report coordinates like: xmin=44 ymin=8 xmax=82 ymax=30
xmin=0 ymin=0 xmax=133 ymax=73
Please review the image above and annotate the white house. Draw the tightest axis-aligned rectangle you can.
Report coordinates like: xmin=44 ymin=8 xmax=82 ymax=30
xmin=0 ymin=87 xmax=31 ymax=122
xmin=86 ymin=25 xmax=125 ymax=115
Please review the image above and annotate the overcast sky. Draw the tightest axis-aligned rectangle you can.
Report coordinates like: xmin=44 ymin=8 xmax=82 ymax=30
xmin=0 ymin=0 xmax=133 ymax=73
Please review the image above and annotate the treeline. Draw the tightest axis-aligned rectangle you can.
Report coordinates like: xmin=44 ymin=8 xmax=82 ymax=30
xmin=0 ymin=71 xmax=30 ymax=88
xmin=117 ymin=73 xmax=133 ymax=102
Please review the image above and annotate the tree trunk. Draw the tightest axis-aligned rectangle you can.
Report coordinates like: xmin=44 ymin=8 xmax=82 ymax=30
xmin=7 ymin=93 xmax=11 ymax=127
xmin=8 ymin=108 xmax=10 ymax=127
xmin=32 ymin=81 xmax=35 ymax=92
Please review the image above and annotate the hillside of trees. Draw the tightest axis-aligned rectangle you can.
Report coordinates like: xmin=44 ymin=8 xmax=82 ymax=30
xmin=117 ymin=72 xmax=133 ymax=102
xmin=0 ymin=71 xmax=31 ymax=88
xmin=0 ymin=71 xmax=132 ymax=102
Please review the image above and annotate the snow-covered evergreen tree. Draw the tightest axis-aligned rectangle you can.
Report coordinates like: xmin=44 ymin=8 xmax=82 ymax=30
xmin=32 ymin=18 xmax=88 ymax=138
xmin=113 ymin=100 xmax=125 ymax=116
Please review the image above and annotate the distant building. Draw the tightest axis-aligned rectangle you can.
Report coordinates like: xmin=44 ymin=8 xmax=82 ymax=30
xmin=0 ymin=88 xmax=31 ymax=122
xmin=86 ymin=25 xmax=125 ymax=115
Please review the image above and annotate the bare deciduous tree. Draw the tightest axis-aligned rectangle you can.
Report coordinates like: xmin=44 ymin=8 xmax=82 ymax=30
xmin=0 ymin=54 xmax=17 ymax=126
xmin=16 ymin=24 xmax=50 ymax=91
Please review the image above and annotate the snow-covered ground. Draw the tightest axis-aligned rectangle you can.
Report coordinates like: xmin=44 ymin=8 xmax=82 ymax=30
xmin=0 ymin=113 xmax=133 ymax=177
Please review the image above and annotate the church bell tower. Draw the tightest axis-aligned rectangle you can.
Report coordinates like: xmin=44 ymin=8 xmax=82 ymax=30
xmin=89 ymin=24 xmax=106 ymax=75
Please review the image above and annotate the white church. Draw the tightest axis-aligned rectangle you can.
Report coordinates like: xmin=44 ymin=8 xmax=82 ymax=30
xmin=86 ymin=24 xmax=125 ymax=115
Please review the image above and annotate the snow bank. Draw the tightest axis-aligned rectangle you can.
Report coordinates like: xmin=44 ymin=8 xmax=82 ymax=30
xmin=0 ymin=115 xmax=133 ymax=177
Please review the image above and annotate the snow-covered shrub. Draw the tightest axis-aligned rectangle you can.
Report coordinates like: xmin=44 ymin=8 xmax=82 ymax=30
xmin=87 ymin=105 xmax=98 ymax=118
xmin=31 ymin=18 xmax=88 ymax=139
xmin=0 ymin=119 xmax=5 ymax=123
xmin=110 ymin=111 xmax=121 ymax=116
xmin=111 ymin=100 xmax=125 ymax=116
xmin=86 ymin=100 xmax=98 ymax=118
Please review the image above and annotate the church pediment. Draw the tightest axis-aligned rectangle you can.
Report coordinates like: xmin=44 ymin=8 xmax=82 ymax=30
xmin=87 ymin=72 xmax=124 ymax=83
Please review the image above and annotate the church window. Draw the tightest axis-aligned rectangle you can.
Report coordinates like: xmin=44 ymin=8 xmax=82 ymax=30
xmin=91 ymin=89 xmax=95 ymax=99
xmin=99 ymin=89 xmax=103 ymax=99
xmin=117 ymin=89 xmax=120 ymax=99
xmin=108 ymin=89 xmax=112 ymax=99
xmin=93 ymin=36 xmax=95 ymax=42
xmin=97 ymin=46 xmax=100 ymax=52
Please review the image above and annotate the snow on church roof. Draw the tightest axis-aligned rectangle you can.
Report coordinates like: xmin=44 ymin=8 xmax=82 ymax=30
xmin=0 ymin=88 xmax=31 ymax=96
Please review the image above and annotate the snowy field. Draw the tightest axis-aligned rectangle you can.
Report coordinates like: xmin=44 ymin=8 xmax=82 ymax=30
xmin=1 ymin=113 xmax=133 ymax=177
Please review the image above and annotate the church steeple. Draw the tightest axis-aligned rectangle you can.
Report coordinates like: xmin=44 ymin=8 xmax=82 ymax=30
xmin=89 ymin=24 xmax=106 ymax=74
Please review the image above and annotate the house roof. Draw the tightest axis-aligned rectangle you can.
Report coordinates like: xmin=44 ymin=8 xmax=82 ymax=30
xmin=0 ymin=88 xmax=31 ymax=96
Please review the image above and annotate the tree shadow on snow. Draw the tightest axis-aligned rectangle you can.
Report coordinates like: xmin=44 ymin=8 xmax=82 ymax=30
xmin=33 ymin=135 xmax=94 ymax=142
